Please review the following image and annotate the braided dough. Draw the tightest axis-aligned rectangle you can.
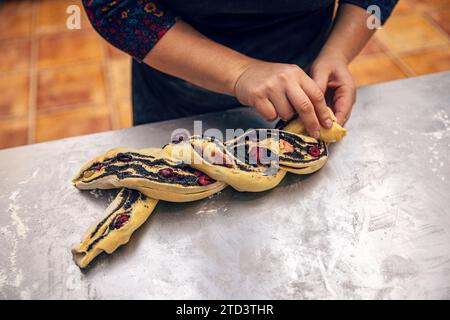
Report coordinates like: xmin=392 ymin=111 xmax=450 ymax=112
xmin=72 ymin=108 xmax=346 ymax=268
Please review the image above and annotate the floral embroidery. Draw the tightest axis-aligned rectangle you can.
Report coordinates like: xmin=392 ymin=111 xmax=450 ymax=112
xmin=144 ymin=3 xmax=156 ymax=13
xmin=82 ymin=0 xmax=176 ymax=61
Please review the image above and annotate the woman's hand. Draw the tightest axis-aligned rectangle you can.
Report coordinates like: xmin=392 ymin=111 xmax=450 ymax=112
xmin=234 ymin=61 xmax=333 ymax=139
xmin=310 ymin=48 xmax=356 ymax=126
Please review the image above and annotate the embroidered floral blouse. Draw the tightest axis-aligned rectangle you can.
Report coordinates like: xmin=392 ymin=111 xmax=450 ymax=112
xmin=82 ymin=0 xmax=397 ymax=61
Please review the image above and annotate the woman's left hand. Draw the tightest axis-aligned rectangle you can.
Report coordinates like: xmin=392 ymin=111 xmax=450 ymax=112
xmin=310 ymin=48 xmax=356 ymax=126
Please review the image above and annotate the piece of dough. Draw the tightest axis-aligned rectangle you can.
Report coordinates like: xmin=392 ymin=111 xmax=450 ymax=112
xmin=72 ymin=188 xmax=158 ymax=268
xmin=163 ymin=129 xmax=327 ymax=192
xmin=225 ymin=129 xmax=328 ymax=169
xmin=163 ymin=136 xmax=286 ymax=192
xmin=278 ymin=107 xmax=347 ymax=143
xmin=73 ymin=147 xmax=227 ymax=202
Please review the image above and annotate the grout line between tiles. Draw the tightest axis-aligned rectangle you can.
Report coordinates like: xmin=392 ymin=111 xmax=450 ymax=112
xmin=27 ymin=0 xmax=39 ymax=145
xmin=372 ymin=33 xmax=416 ymax=78
xmin=375 ymin=39 xmax=450 ymax=57
xmin=101 ymin=43 xmax=120 ymax=130
xmin=354 ymin=52 xmax=388 ymax=61
xmin=36 ymin=58 xmax=104 ymax=73
xmin=0 ymin=113 xmax=29 ymax=122
xmin=388 ymin=52 xmax=416 ymax=78
xmin=35 ymin=25 xmax=95 ymax=37
xmin=0 ymin=69 xmax=31 ymax=78
xmin=421 ymin=11 xmax=450 ymax=42
xmin=390 ymin=43 xmax=450 ymax=56
xmin=36 ymin=102 xmax=111 ymax=116
xmin=0 ymin=35 xmax=31 ymax=42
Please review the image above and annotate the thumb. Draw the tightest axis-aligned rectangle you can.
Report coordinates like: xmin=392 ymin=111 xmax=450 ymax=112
xmin=311 ymin=66 xmax=330 ymax=94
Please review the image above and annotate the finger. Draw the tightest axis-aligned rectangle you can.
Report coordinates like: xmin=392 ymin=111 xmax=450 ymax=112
xmin=333 ymin=83 xmax=355 ymax=125
xmin=286 ymin=86 xmax=321 ymax=139
xmin=268 ymin=91 xmax=295 ymax=121
xmin=311 ymin=66 xmax=329 ymax=94
xmin=301 ymin=76 xmax=332 ymax=129
xmin=329 ymin=67 xmax=356 ymax=125
xmin=255 ymin=98 xmax=278 ymax=121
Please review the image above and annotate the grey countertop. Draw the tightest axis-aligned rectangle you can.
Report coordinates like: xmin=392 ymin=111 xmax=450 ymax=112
xmin=1 ymin=72 xmax=450 ymax=299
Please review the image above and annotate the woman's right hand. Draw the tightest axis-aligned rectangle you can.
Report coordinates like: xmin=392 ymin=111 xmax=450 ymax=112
xmin=234 ymin=61 xmax=332 ymax=139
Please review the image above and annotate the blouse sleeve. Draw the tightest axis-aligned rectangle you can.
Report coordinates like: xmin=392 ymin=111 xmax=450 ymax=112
xmin=82 ymin=0 xmax=177 ymax=61
xmin=339 ymin=0 xmax=399 ymax=25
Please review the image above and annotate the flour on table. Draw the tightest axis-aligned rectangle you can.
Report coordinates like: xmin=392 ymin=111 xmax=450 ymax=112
xmin=18 ymin=168 xmax=41 ymax=185
xmin=8 ymin=191 xmax=29 ymax=239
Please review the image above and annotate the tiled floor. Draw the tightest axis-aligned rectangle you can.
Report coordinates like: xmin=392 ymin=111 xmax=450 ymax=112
xmin=351 ymin=0 xmax=450 ymax=85
xmin=1 ymin=0 xmax=450 ymax=149
xmin=0 ymin=0 xmax=127 ymax=149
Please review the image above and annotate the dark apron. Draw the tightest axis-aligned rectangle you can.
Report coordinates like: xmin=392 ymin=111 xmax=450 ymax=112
xmin=132 ymin=0 xmax=335 ymax=125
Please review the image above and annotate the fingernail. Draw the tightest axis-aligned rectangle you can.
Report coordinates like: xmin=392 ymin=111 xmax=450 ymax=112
xmin=325 ymin=119 xmax=333 ymax=129
xmin=312 ymin=131 xmax=320 ymax=139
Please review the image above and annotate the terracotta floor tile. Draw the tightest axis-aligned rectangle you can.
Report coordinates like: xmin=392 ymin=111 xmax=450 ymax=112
xmin=0 ymin=1 xmax=32 ymax=39
xmin=116 ymin=98 xmax=133 ymax=128
xmin=391 ymin=1 xmax=413 ymax=15
xmin=109 ymin=57 xmax=131 ymax=102
xmin=0 ymin=73 xmax=29 ymax=117
xmin=349 ymin=55 xmax=407 ymax=86
xmin=427 ymin=6 xmax=450 ymax=36
xmin=376 ymin=13 xmax=449 ymax=53
xmin=38 ymin=30 xmax=103 ymax=69
xmin=37 ymin=63 xmax=106 ymax=110
xmin=405 ymin=0 xmax=450 ymax=11
xmin=399 ymin=45 xmax=450 ymax=75
xmin=359 ymin=37 xmax=385 ymax=56
xmin=37 ymin=0 xmax=92 ymax=34
xmin=36 ymin=105 xmax=112 ymax=142
xmin=0 ymin=118 xmax=28 ymax=149
xmin=0 ymin=39 xmax=31 ymax=73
